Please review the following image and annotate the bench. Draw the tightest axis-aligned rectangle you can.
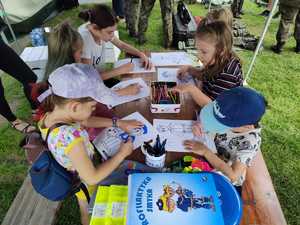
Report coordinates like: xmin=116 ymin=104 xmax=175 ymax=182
xmin=2 ymin=152 xmax=287 ymax=225
xmin=1 ymin=175 xmax=60 ymax=225
xmin=240 ymin=152 xmax=287 ymax=225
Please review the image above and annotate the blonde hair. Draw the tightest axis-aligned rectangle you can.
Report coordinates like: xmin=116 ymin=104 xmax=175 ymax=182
xmin=206 ymin=8 xmax=233 ymax=29
xmin=44 ymin=22 xmax=83 ymax=80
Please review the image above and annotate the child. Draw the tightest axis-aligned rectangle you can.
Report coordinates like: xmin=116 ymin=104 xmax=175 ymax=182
xmin=37 ymin=63 xmax=144 ymax=225
xmin=174 ymin=21 xmax=243 ymax=107
xmin=44 ymin=22 xmax=83 ymax=80
xmin=78 ymin=4 xmax=152 ymax=81
xmin=184 ymin=87 xmax=267 ymax=192
xmin=206 ymin=7 xmax=233 ymax=29
xmin=44 ymin=22 xmax=139 ymax=96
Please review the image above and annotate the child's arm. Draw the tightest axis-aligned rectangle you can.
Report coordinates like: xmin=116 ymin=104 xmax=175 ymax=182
xmin=172 ymin=84 xmax=212 ymax=107
xmin=111 ymin=38 xmax=152 ymax=69
xmin=68 ymin=140 xmax=133 ymax=185
xmin=177 ymin=66 xmax=203 ymax=80
xmin=184 ymin=140 xmax=247 ymax=183
xmin=114 ymin=83 xmax=141 ymax=96
xmin=100 ymin=63 xmax=134 ymax=80
xmin=81 ymin=116 xmax=144 ymax=133
xmin=80 ymin=58 xmax=134 ymax=80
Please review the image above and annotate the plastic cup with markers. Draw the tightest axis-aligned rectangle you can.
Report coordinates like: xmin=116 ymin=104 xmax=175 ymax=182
xmin=141 ymin=135 xmax=167 ymax=168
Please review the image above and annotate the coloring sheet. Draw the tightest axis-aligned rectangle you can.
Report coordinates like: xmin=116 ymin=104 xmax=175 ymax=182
xmin=150 ymin=52 xmax=195 ymax=66
xmin=122 ymin=112 xmax=158 ymax=149
xmin=114 ymin=58 xmax=156 ymax=74
xmin=153 ymin=119 xmax=216 ymax=152
xmin=157 ymin=68 xmax=195 ymax=85
xmin=93 ymin=127 xmax=124 ymax=160
xmin=107 ymin=78 xmax=150 ymax=108
xmin=93 ymin=112 xmax=157 ymax=159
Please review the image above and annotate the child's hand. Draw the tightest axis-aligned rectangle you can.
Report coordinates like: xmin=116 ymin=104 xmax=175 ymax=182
xmin=177 ymin=65 xmax=192 ymax=80
xmin=192 ymin=122 xmax=204 ymax=137
xmin=140 ymin=54 xmax=153 ymax=70
xmin=183 ymin=140 xmax=208 ymax=156
xmin=171 ymin=84 xmax=194 ymax=93
xmin=117 ymin=83 xmax=141 ymax=96
xmin=119 ymin=139 xmax=134 ymax=158
xmin=118 ymin=119 xmax=144 ymax=133
xmin=119 ymin=62 xmax=134 ymax=74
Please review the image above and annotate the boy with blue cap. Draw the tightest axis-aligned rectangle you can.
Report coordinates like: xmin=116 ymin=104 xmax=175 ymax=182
xmin=184 ymin=87 xmax=267 ymax=189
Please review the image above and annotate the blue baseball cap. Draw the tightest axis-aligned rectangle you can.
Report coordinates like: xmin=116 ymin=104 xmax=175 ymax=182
xmin=200 ymin=87 xmax=266 ymax=133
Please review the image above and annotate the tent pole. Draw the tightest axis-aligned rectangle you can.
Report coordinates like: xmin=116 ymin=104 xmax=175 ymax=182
xmin=0 ymin=0 xmax=21 ymax=52
xmin=244 ymin=0 xmax=279 ymax=85
xmin=208 ymin=0 xmax=212 ymax=12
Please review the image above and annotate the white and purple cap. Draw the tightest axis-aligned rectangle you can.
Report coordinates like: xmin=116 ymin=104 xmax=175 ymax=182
xmin=38 ymin=63 xmax=115 ymax=104
xmin=200 ymin=87 xmax=266 ymax=134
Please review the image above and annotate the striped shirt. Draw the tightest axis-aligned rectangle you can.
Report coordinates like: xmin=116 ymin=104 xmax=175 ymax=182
xmin=202 ymin=57 xmax=243 ymax=100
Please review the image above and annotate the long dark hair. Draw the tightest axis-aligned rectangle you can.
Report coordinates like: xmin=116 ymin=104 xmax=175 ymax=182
xmin=78 ymin=4 xmax=117 ymax=29
xmin=196 ymin=20 xmax=238 ymax=81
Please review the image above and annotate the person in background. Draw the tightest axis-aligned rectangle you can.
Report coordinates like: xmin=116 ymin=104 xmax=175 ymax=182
xmin=231 ymin=0 xmax=244 ymax=19
xmin=136 ymin=0 xmax=174 ymax=47
xmin=271 ymin=0 xmax=300 ymax=54
xmin=184 ymin=87 xmax=267 ymax=195
xmin=38 ymin=63 xmax=144 ymax=225
xmin=112 ymin=0 xmax=125 ymax=21
xmin=78 ymin=4 xmax=152 ymax=85
xmin=260 ymin=0 xmax=280 ymax=18
xmin=173 ymin=20 xmax=243 ymax=107
xmin=206 ymin=7 xmax=233 ymax=29
xmin=0 ymin=40 xmax=37 ymax=133
xmin=124 ymin=0 xmax=140 ymax=38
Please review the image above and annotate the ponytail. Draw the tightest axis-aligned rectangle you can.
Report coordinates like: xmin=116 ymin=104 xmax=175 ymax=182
xmin=78 ymin=4 xmax=117 ymax=29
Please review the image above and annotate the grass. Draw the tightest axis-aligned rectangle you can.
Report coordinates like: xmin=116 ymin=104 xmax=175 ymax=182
xmin=0 ymin=1 xmax=300 ymax=225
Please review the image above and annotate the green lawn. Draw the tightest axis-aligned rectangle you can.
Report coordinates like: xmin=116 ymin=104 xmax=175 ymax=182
xmin=0 ymin=1 xmax=299 ymax=225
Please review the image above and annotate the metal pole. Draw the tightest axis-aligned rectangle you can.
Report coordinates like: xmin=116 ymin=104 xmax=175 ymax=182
xmin=208 ymin=0 xmax=212 ymax=12
xmin=244 ymin=0 xmax=279 ymax=85
xmin=0 ymin=0 xmax=21 ymax=52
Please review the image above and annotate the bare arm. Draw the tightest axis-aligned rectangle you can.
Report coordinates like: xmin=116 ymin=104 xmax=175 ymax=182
xmin=100 ymin=63 xmax=134 ymax=80
xmin=184 ymin=140 xmax=247 ymax=183
xmin=111 ymin=38 xmax=144 ymax=58
xmin=68 ymin=140 xmax=132 ymax=185
xmin=111 ymin=38 xmax=151 ymax=69
xmin=173 ymin=84 xmax=211 ymax=107
xmin=81 ymin=56 xmax=134 ymax=80
xmin=81 ymin=116 xmax=144 ymax=133
xmin=81 ymin=116 xmax=113 ymax=128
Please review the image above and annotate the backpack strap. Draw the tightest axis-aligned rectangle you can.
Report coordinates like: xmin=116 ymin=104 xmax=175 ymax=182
xmin=80 ymin=183 xmax=91 ymax=203
xmin=45 ymin=123 xmax=69 ymax=144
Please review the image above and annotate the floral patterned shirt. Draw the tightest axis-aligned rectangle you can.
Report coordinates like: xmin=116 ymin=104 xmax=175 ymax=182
xmin=38 ymin=121 xmax=95 ymax=170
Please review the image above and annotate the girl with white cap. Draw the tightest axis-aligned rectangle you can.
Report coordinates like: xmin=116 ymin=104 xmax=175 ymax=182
xmin=37 ymin=63 xmax=143 ymax=225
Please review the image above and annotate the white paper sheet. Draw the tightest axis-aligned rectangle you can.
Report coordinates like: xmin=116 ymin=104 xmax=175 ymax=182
xmin=157 ymin=67 xmax=195 ymax=85
xmin=114 ymin=58 xmax=156 ymax=73
xmin=122 ymin=112 xmax=158 ymax=149
xmin=150 ymin=52 xmax=195 ymax=66
xmin=153 ymin=119 xmax=216 ymax=152
xmin=106 ymin=78 xmax=150 ymax=108
xmin=93 ymin=112 xmax=157 ymax=159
